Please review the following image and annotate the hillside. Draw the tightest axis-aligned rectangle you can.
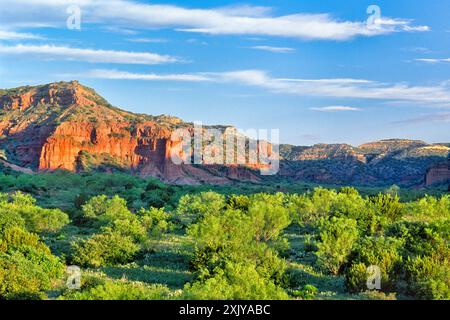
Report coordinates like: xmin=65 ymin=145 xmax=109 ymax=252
xmin=279 ymin=140 xmax=450 ymax=186
xmin=1 ymin=81 xmax=449 ymax=187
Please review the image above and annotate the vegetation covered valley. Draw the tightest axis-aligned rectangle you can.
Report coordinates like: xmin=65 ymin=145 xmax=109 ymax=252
xmin=0 ymin=169 xmax=449 ymax=300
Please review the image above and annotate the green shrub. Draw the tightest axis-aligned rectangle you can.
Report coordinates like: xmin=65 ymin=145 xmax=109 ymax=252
xmin=0 ymin=227 xmax=64 ymax=299
xmin=0 ymin=208 xmax=25 ymax=232
xmin=248 ymin=199 xmax=291 ymax=242
xmin=62 ymin=279 xmax=171 ymax=300
xmin=103 ymin=219 xmax=148 ymax=243
xmin=227 ymin=194 xmax=250 ymax=211
xmin=0 ymin=192 xmax=69 ymax=233
xmin=388 ymin=222 xmax=446 ymax=257
xmin=139 ymin=207 xmax=170 ymax=237
xmin=316 ymin=217 xmax=359 ymax=275
xmin=404 ymin=249 xmax=450 ymax=299
xmin=291 ymin=284 xmax=318 ymax=300
xmin=345 ymin=236 xmax=403 ymax=292
xmin=177 ymin=192 xmax=226 ymax=218
xmin=406 ymin=195 xmax=450 ymax=222
xmin=331 ymin=190 xmax=379 ymax=235
xmin=183 ymin=263 xmax=288 ymax=300
xmin=72 ymin=232 xmax=139 ymax=268
xmin=370 ymin=193 xmax=404 ymax=223
xmin=188 ymin=206 xmax=288 ymax=285
xmin=82 ymin=195 xmax=134 ymax=225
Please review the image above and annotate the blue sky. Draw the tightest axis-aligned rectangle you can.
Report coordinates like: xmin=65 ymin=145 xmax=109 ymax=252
xmin=0 ymin=0 xmax=449 ymax=146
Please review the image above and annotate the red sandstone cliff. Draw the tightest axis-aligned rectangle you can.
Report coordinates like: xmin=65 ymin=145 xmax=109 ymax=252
xmin=0 ymin=81 xmax=262 ymax=185
xmin=425 ymin=161 xmax=450 ymax=186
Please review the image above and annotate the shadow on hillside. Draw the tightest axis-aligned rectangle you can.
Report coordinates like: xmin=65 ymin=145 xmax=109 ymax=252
xmin=278 ymin=156 xmax=447 ymax=187
xmin=101 ymin=265 xmax=194 ymax=289
xmin=101 ymin=250 xmax=194 ymax=289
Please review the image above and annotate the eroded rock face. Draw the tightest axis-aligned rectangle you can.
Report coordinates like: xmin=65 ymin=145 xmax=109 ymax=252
xmin=425 ymin=161 xmax=450 ymax=186
xmin=39 ymin=121 xmax=164 ymax=171
xmin=0 ymin=81 xmax=267 ymax=185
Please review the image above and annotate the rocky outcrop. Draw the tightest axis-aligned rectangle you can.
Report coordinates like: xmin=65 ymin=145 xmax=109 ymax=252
xmin=0 ymin=81 xmax=269 ymax=185
xmin=425 ymin=161 xmax=450 ymax=186
xmin=278 ymin=139 xmax=450 ymax=186
xmin=38 ymin=121 xmax=167 ymax=171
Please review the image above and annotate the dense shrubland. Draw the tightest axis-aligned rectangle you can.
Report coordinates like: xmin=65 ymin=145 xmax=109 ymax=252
xmin=0 ymin=171 xmax=449 ymax=300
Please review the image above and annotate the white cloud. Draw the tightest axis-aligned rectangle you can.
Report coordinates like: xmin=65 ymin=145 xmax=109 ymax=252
xmin=250 ymin=46 xmax=295 ymax=53
xmin=0 ymin=0 xmax=430 ymax=41
xmin=102 ymin=26 xmax=139 ymax=35
xmin=127 ymin=38 xmax=169 ymax=43
xmin=216 ymin=5 xmax=272 ymax=18
xmin=310 ymin=106 xmax=362 ymax=112
xmin=277 ymin=78 xmax=373 ymax=84
xmin=80 ymin=69 xmax=211 ymax=81
xmin=0 ymin=29 xmax=42 ymax=40
xmin=0 ymin=44 xmax=177 ymax=65
xmin=416 ymin=58 xmax=450 ymax=64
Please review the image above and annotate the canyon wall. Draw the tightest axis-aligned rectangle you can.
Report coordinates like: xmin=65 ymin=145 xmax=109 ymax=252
xmin=425 ymin=161 xmax=450 ymax=186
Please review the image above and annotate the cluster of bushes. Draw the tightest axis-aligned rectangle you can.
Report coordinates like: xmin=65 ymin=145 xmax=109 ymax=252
xmin=0 ymin=192 xmax=68 ymax=299
xmin=71 ymin=195 xmax=170 ymax=268
xmin=0 ymin=172 xmax=181 ymax=212
xmin=285 ymin=187 xmax=450 ymax=299
xmin=0 ymin=176 xmax=449 ymax=300
xmin=179 ymin=192 xmax=291 ymax=299
xmin=60 ymin=272 xmax=172 ymax=300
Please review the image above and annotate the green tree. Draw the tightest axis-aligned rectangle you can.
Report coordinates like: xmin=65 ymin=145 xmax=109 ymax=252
xmin=82 ymin=195 xmax=133 ymax=225
xmin=72 ymin=231 xmax=139 ymax=268
xmin=177 ymin=192 xmax=226 ymax=218
xmin=316 ymin=217 xmax=359 ymax=275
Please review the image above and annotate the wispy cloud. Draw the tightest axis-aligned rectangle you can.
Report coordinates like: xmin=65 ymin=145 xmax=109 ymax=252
xmin=416 ymin=58 xmax=450 ymax=64
xmin=0 ymin=29 xmax=42 ymax=40
xmin=405 ymin=47 xmax=431 ymax=53
xmin=0 ymin=0 xmax=430 ymax=41
xmin=392 ymin=113 xmax=450 ymax=125
xmin=79 ymin=69 xmax=211 ymax=82
xmin=71 ymin=68 xmax=450 ymax=106
xmin=0 ymin=44 xmax=177 ymax=65
xmin=101 ymin=26 xmax=139 ymax=35
xmin=310 ymin=106 xmax=362 ymax=112
xmin=250 ymin=46 xmax=295 ymax=53
xmin=219 ymin=70 xmax=450 ymax=105
xmin=127 ymin=38 xmax=169 ymax=43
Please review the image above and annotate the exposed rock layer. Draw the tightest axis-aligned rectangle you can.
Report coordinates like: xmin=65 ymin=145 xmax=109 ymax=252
xmin=0 ymin=82 xmax=263 ymax=185
xmin=425 ymin=161 xmax=450 ymax=186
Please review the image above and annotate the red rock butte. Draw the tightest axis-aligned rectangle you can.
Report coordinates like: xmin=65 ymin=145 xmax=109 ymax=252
xmin=0 ymin=81 xmax=266 ymax=185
